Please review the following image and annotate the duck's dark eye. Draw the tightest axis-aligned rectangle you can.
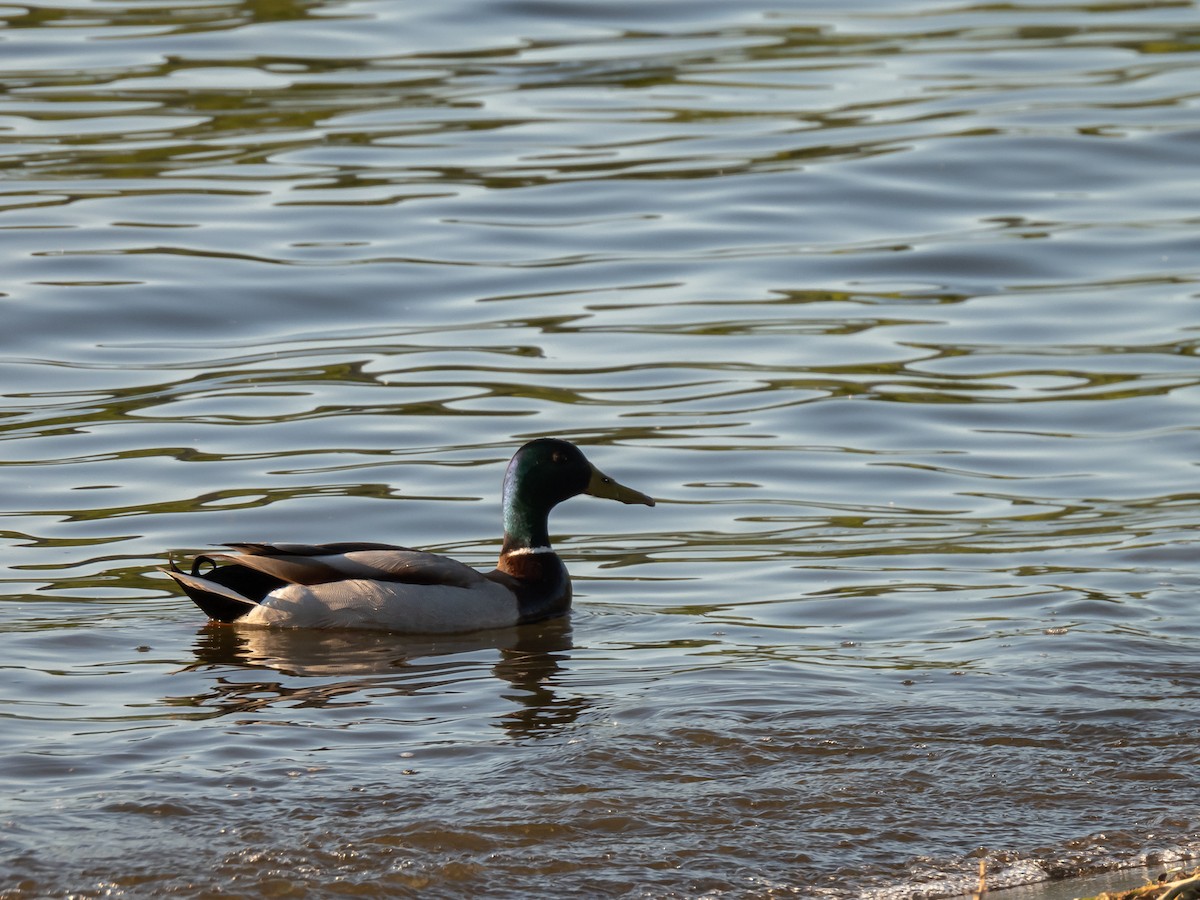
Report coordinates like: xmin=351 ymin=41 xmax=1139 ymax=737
xmin=551 ymin=451 xmax=565 ymax=464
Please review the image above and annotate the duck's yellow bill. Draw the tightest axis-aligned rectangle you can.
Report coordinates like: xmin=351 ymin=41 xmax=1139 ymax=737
xmin=586 ymin=466 xmax=655 ymax=506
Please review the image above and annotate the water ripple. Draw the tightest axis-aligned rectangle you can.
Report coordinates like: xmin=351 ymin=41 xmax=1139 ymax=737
xmin=4 ymin=0 xmax=1200 ymax=896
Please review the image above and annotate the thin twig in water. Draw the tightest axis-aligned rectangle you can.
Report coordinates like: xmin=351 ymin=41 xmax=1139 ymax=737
xmin=972 ymin=858 xmax=987 ymax=898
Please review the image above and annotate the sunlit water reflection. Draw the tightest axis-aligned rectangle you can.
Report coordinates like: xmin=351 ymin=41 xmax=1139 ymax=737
xmin=2 ymin=0 xmax=1200 ymax=897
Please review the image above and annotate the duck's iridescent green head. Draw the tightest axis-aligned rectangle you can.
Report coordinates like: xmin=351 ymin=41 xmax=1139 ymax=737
xmin=501 ymin=438 xmax=654 ymax=550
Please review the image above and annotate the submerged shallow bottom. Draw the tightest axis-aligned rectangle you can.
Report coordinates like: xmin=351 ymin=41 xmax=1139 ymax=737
xmin=2 ymin=613 xmax=1197 ymax=899
xmin=990 ymin=866 xmax=1200 ymax=900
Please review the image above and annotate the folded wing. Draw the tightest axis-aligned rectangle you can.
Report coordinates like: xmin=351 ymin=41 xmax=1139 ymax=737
xmin=214 ymin=542 xmax=488 ymax=589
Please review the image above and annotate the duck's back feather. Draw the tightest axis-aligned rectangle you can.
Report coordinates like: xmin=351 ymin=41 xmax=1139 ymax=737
xmin=218 ymin=542 xmax=485 ymax=588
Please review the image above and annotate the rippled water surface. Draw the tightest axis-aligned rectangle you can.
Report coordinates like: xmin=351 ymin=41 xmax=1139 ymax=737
xmin=3 ymin=0 xmax=1200 ymax=897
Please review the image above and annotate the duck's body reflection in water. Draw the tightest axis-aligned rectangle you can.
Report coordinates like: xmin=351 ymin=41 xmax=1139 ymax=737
xmin=183 ymin=617 xmax=583 ymax=737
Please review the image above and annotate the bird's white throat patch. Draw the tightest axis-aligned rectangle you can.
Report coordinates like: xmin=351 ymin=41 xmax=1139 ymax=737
xmin=503 ymin=546 xmax=554 ymax=557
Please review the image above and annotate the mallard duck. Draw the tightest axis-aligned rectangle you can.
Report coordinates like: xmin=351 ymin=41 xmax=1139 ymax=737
xmin=164 ymin=438 xmax=654 ymax=632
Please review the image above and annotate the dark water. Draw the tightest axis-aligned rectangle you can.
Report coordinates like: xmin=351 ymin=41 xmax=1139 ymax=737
xmin=3 ymin=0 xmax=1200 ymax=897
